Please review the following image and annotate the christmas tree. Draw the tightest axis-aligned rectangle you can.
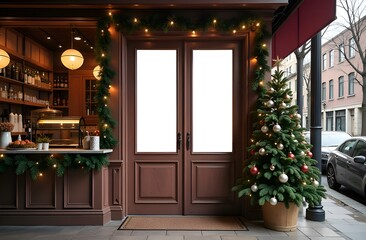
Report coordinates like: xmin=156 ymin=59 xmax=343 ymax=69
xmin=233 ymin=59 xmax=326 ymax=208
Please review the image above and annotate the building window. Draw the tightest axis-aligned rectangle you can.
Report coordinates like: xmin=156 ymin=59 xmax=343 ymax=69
xmin=348 ymin=72 xmax=355 ymax=95
xmin=339 ymin=43 xmax=345 ymax=62
xmin=329 ymin=79 xmax=334 ymax=99
xmin=322 ymin=53 xmax=327 ymax=70
xmin=335 ymin=110 xmax=346 ymax=131
xmin=349 ymin=38 xmax=355 ymax=58
xmin=338 ymin=76 xmax=344 ymax=97
xmin=329 ymin=50 xmax=334 ymax=67
xmin=326 ymin=111 xmax=334 ymax=131
xmin=322 ymin=82 xmax=326 ymax=101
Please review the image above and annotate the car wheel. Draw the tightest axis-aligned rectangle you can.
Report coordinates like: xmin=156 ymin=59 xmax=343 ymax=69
xmin=327 ymin=165 xmax=341 ymax=190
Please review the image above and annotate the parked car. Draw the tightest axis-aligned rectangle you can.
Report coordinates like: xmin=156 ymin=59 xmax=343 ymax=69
xmin=304 ymin=131 xmax=352 ymax=173
xmin=326 ymin=137 xmax=366 ymax=197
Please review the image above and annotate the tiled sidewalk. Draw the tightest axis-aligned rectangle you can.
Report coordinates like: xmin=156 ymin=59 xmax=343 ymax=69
xmin=0 ymin=183 xmax=365 ymax=240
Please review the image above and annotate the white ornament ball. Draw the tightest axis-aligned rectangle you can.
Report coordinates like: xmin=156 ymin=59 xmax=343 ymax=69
xmin=273 ymin=124 xmax=281 ymax=133
xmin=313 ymin=180 xmax=319 ymax=187
xmin=269 ymin=197 xmax=278 ymax=205
xmin=277 ymin=143 xmax=284 ymax=150
xmin=285 ymin=94 xmax=290 ymax=99
xmin=261 ymin=125 xmax=269 ymax=133
xmin=251 ymin=184 xmax=258 ymax=192
xmin=267 ymin=100 xmax=274 ymax=108
xmin=256 ymin=141 xmax=260 ymax=146
xmin=300 ymin=151 xmax=305 ymax=156
xmin=269 ymin=165 xmax=275 ymax=171
xmin=280 ymin=102 xmax=287 ymax=108
xmin=259 ymin=148 xmax=266 ymax=156
xmin=268 ymin=87 xmax=274 ymax=93
xmin=297 ymin=124 xmax=302 ymax=128
xmin=296 ymin=113 xmax=302 ymax=119
xmin=279 ymin=173 xmax=288 ymax=183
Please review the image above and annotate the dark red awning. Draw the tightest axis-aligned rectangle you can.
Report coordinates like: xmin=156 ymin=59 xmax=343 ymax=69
xmin=272 ymin=0 xmax=336 ymax=59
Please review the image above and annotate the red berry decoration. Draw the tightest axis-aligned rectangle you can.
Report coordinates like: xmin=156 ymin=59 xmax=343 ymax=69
xmin=301 ymin=164 xmax=309 ymax=173
xmin=307 ymin=151 xmax=313 ymax=158
xmin=250 ymin=166 xmax=258 ymax=175
xmin=250 ymin=149 xmax=256 ymax=155
xmin=288 ymin=152 xmax=295 ymax=159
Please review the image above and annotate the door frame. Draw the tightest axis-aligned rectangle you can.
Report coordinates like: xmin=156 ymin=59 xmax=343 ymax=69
xmin=125 ymin=36 xmax=248 ymax=215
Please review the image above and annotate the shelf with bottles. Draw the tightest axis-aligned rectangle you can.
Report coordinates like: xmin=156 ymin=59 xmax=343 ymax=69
xmin=53 ymin=72 xmax=69 ymax=89
xmin=85 ymin=78 xmax=97 ymax=116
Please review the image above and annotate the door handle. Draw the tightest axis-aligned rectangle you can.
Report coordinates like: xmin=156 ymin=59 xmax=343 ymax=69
xmin=177 ymin=132 xmax=182 ymax=150
xmin=186 ymin=133 xmax=190 ymax=150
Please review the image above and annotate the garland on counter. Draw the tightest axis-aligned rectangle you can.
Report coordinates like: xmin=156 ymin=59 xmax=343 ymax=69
xmin=0 ymin=154 xmax=109 ymax=180
xmin=94 ymin=12 xmax=270 ymax=148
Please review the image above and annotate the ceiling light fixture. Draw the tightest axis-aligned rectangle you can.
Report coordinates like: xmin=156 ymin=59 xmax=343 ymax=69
xmin=61 ymin=29 xmax=84 ymax=70
xmin=93 ymin=65 xmax=102 ymax=80
xmin=0 ymin=49 xmax=10 ymax=68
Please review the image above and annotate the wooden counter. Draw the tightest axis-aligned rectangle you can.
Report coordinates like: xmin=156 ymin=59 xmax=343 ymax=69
xmin=0 ymin=148 xmax=114 ymax=225
xmin=0 ymin=148 xmax=113 ymax=154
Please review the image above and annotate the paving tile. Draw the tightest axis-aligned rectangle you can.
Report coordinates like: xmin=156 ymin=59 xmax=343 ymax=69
xmin=147 ymin=236 xmax=183 ymax=240
xmin=167 ymin=231 xmax=202 ymax=236
xmin=201 ymin=231 xmax=236 ymax=236
xmin=110 ymin=236 xmax=148 ymax=240
xmin=297 ymin=227 xmax=322 ymax=237
xmin=314 ymin=227 xmax=341 ymax=237
xmin=184 ymin=236 xmax=221 ymax=240
xmin=131 ymin=230 xmax=167 ymax=236
xmin=221 ymin=236 xmax=257 ymax=240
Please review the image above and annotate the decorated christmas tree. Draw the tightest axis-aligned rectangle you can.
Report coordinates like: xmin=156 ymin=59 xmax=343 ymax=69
xmin=233 ymin=59 xmax=326 ymax=208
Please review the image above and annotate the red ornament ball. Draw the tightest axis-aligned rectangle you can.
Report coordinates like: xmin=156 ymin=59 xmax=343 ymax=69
xmin=250 ymin=149 xmax=256 ymax=155
xmin=288 ymin=152 xmax=295 ymax=159
xmin=250 ymin=166 xmax=258 ymax=175
xmin=259 ymin=120 xmax=265 ymax=125
xmin=307 ymin=151 xmax=313 ymax=158
xmin=301 ymin=164 xmax=309 ymax=173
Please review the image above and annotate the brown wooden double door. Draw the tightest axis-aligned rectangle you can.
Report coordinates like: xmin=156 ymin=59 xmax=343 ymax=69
xmin=127 ymin=39 xmax=243 ymax=215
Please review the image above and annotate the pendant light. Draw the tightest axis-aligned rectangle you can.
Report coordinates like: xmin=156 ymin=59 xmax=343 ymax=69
xmin=0 ymin=49 xmax=10 ymax=68
xmin=93 ymin=65 xmax=102 ymax=80
xmin=61 ymin=29 xmax=84 ymax=70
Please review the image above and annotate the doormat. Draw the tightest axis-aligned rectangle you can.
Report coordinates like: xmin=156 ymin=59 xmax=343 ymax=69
xmin=119 ymin=216 xmax=247 ymax=231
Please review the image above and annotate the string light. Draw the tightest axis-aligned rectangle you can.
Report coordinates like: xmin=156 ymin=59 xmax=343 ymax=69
xmin=0 ymin=154 xmax=3 ymax=158
xmin=53 ymin=164 xmax=57 ymax=168
xmin=39 ymin=173 xmax=43 ymax=177
xmin=144 ymin=28 xmax=149 ymax=32
xmin=232 ymin=30 xmax=237 ymax=34
xmin=108 ymin=12 xmax=112 ymax=16
xmin=262 ymin=43 xmax=267 ymax=48
xmin=213 ymin=19 xmax=217 ymax=24
xmin=134 ymin=18 xmax=138 ymax=23
xmin=170 ymin=20 xmax=174 ymax=26
xmin=242 ymin=25 xmax=246 ymax=29
xmin=104 ymin=96 xmax=107 ymax=100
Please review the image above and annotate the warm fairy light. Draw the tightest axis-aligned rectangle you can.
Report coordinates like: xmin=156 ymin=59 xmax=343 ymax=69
xmin=104 ymin=96 xmax=107 ymax=99
xmin=105 ymin=104 xmax=107 ymax=107
xmin=144 ymin=28 xmax=149 ymax=32
xmin=0 ymin=154 xmax=3 ymax=158
xmin=109 ymin=85 xmax=112 ymax=88
xmin=104 ymin=123 xmax=108 ymax=127
xmin=53 ymin=164 xmax=57 ymax=168
xmin=262 ymin=43 xmax=267 ymax=48
xmin=36 ymin=162 xmax=39 ymax=165
xmin=134 ymin=18 xmax=138 ymax=23
xmin=78 ymin=161 xmax=81 ymax=164
xmin=101 ymin=53 xmax=105 ymax=57
xmin=256 ymin=22 xmax=260 ymax=27
xmin=104 ymin=135 xmax=107 ymax=138
xmin=170 ymin=21 xmax=174 ymax=26
xmin=108 ymin=12 xmax=112 ymax=16
xmin=39 ymin=173 xmax=43 ymax=177
xmin=50 ymin=154 xmax=54 ymax=158
xmin=232 ymin=30 xmax=237 ymax=34
xmin=259 ymin=81 xmax=264 ymax=86
xmin=242 ymin=25 xmax=246 ymax=29
xmin=213 ymin=19 xmax=217 ymax=24
xmin=259 ymin=67 xmax=262 ymax=70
